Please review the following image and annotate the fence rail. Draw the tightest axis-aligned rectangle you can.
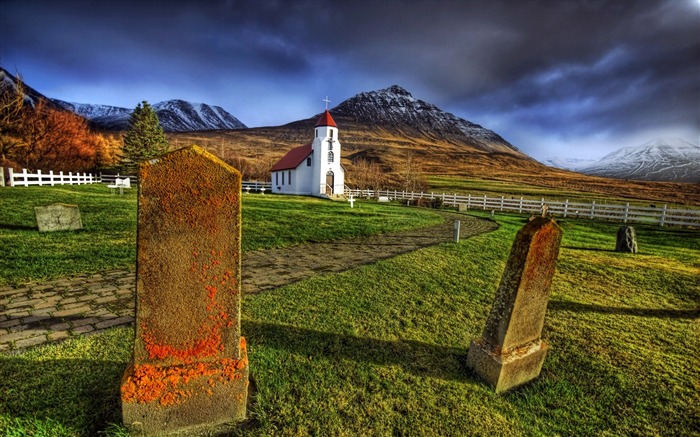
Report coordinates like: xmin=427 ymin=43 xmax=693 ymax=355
xmin=2 ymin=168 xmax=97 ymax=187
xmin=346 ymin=188 xmax=700 ymax=228
xmin=242 ymin=181 xmax=272 ymax=192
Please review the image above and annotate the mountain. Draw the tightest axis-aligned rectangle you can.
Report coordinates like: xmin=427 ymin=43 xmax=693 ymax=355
xmin=577 ymin=139 xmax=700 ymax=183
xmin=53 ymin=99 xmax=247 ymax=132
xmin=331 ymin=85 xmax=518 ymax=154
xmin=172 ymin=85 xmax=547 ymax=180
xmin=0 ymin=68 xmax=64 ymax=111
xmin=542 ymin=156 xmax=596 ymax=170
xmin=1 ymin=67 xmax=247 ymax=133
xmin=52 ymin=101 xmax=132 ymax=130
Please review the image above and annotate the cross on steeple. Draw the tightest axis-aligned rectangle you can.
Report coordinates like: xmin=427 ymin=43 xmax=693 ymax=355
xmin=323 ymin=96 xmax=331 ymax=110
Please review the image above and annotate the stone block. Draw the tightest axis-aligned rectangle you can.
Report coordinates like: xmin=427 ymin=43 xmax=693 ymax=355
xmin=34 ymin=203 xmax=83 ymax=232
xmin=615 ymin=226 xmax=638 ymax=253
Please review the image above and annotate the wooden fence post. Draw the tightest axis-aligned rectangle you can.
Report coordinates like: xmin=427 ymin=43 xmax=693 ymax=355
xmin=660 ymin=205 xmax=667 ymax=227
xmin=21 ymin=169 xmax=29 ymax=187
xmin=519 ymin=197 xmax=523 ymax=214
xmin=590 ymin=201 xmax=596 ymax=220
xmin=563 ymin=199 xmax=569 ymax=218
xmin=467 ymin=194 xmax=471 ymax=209
xmin=8 ymin=168 xmax=14 ymax=187
xmin=623 ymin=203 xmax=629 ymax=223
xmin=483 ymin=194 xmax=487 ymax=210
xmin=500 ymin=196 xmax=504 ymax=211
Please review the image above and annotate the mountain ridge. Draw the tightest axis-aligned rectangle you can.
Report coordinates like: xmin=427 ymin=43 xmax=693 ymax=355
xmin=547 ymin=138 xmax=700 ymax=183
xmin=53 ymin=99 xmax=248 ymax=132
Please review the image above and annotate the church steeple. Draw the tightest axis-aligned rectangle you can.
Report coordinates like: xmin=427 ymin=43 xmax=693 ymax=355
xmin=315 ymin=110 xmax=337 ymax=128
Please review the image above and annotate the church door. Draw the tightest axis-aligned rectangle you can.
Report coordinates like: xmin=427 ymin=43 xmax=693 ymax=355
xmin=326 ymin=171 xmax=334 ymax=195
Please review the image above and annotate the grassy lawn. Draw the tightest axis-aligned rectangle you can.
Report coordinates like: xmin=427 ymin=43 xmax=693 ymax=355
xmin=0 ymin=185 xmax=442 ymax=285
xmin=1 ymin=201 xmax=698 ymax=435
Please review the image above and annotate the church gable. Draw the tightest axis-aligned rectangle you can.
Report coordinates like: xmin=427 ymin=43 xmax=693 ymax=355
xmin=270 ymin=144 xmax=313 ymax=171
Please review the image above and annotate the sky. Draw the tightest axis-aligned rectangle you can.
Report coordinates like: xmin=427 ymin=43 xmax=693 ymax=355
xmin=1 ymin=0 xmax=698 ymax=161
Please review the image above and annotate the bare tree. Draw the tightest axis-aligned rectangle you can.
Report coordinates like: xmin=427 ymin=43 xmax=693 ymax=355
xmin=399 ymin=152 xmax=428 ymax=192
xmin=349 ymin=159 xmax=388 ymax=192
xmin=0 ymin=72 xmax=29 ymax=167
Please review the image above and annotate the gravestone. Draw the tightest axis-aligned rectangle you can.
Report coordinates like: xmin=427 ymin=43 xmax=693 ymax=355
xmin=121 ymin=146 xmax=249 ymax=435
xmin=467 ymin=217 xmax=563 ymax=393
xmin=615 ymin=226 xmax=638 ymax=253
xmin=34 ymin=203 xmax=83 ymax=232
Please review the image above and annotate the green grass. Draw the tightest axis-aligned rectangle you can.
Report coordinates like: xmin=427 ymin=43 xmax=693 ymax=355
xmin=0 ymin=185 xmax=442 ymax=285
xmin=1 ymin=206 xmax=698 ymax=436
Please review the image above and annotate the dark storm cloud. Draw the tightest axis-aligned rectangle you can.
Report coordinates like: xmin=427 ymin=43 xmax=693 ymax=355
xmin=1 ymin=0 xmax=698 ymax=158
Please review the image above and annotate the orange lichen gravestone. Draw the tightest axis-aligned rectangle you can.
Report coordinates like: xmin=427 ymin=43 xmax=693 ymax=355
xmin=121 ymin=146 xmax=249 ymax=435
xmin=467 ymin=217 xmax=563 ymax=393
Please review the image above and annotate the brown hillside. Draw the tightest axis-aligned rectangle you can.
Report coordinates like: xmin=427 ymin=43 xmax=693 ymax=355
xmin=167 ymin=118 xmax=700 ymax=206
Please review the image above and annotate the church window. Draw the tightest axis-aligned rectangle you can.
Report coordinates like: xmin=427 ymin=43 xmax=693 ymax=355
xmin=315 ymin=129 xmax=318 ymax=138
xmin=306 ymin=157 xmax=312 ymax=166
xmin=328 ymin=139 xmax=333 ymax=151
xmin=275 ymin=172 xmax=279 ymax=185
xmin=288 ymin=170 xmax=292 ymax=183
xmin=282 ymin=172 xmax=285 ymax=185
xmin=328 ymin=151 xmax=334 ymax=163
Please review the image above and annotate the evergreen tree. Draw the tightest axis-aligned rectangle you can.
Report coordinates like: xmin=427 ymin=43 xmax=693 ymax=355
xmin=121 ymin=101 xmax=168 ymax=172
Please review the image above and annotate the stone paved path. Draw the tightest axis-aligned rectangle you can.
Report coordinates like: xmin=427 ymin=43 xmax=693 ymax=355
xmin=0 ymin=212 xmax=496 ymax=353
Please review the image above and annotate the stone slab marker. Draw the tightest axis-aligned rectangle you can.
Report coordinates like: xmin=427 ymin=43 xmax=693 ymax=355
xmin=121 ymin=146 xmax=249 ymax=435
xmin=615 ymin=225 xmax=638 ymax=253
xmin=467 ymin=217 xmax=563 ymax=393
xmin=34 ymin=203 xmax=83 ymax=232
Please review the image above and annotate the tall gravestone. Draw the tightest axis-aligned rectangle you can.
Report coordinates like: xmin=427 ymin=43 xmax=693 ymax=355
xmin=121 ymin=146 xmax=249 ymax=435
xmin=467 ymin=217 xmax=563 ymax=393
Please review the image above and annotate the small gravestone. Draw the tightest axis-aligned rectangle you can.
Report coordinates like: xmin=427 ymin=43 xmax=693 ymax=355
xmin=467 ymin=217 xmax=563 ymax=393
xmin=458 ymin=203 xmax=467 ymax=212
xmin=615 ymin=226 xmax=638 ymax=253
xmin=121 ymin=146 xmax=249 ymax=435
xmin=34 ymin=203 xmax=83 ymax=232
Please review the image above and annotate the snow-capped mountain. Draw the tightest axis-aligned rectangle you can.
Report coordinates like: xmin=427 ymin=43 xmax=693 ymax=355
xmin=577 ymin=138 xmax=700 ymax=183
xmin=151 ymin=100 xmax=247 ymax=132
xmin=54 ymin=99 xmax=247 ymax=132
xmin=542 ymin=156 xmax=596 ymax=170
xmin=53 ymin=101 xmax=132 ymax=130
xmin=330 ymin=85 xmax=519 ymax=154
xmin=1 ymin=68 xmax=63 ymax=110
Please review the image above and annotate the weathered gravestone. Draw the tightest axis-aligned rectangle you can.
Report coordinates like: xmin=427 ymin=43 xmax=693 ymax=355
xmin=615 ymin=225 xmax=638 ymax=253
xmin=121 ymin=146 xmax=249 ymax=435
xmin=467 ymin=217 xmax=563 ymax=393
xmin=34 ymin=203 xmax=83 ymax=232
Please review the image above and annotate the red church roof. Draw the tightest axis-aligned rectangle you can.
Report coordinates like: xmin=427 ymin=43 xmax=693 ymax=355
xmin=315 ymin=110 xmax=337 ymax=127
xmin=270 ymin=144 xmax=313 ymax=171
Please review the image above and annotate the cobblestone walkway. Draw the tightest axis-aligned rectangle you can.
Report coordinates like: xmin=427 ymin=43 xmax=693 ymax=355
xmin=0 ymin=212 xmax=496 ymax=353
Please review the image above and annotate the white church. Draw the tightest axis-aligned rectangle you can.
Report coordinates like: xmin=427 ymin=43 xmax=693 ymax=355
xmin=270 ymin=104 xmax=345 ymax=197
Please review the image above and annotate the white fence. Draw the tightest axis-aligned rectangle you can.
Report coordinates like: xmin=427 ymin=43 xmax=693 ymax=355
xmin=347 ymin=188 xmax=700 ymax=229
xmin=2 ymin=168 xmax=97 ymax=187
xmin=243 ymin=181 xmax=272 ymax=192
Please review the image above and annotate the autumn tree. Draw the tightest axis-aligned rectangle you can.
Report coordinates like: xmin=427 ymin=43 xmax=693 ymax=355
xmin=121 ymin=100 xmax=168 ymax=172
xmin=13 ymin=100 xmax=120 ymax=171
